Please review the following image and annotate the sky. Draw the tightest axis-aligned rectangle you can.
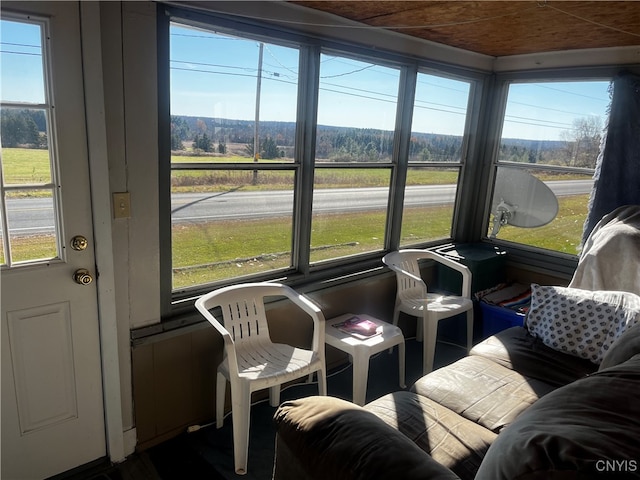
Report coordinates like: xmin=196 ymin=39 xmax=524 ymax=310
xmin=1 ymin=19 xmax=45 ymax=104
xmin=169 ymin=23 xmax=610 ymax=140
xmin=0 ymin=18 xmax=611 ymax=141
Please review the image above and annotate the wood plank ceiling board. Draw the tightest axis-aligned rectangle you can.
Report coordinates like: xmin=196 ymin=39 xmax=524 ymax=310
xmin=289 ymin=1 xmax=640 ymax=57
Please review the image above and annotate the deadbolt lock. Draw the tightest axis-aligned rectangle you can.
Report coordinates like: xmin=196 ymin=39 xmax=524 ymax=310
xmin=73 ymin=269 xmax=93 ymax=286
xmin=70 ymin=235 xmax=89 ymax=251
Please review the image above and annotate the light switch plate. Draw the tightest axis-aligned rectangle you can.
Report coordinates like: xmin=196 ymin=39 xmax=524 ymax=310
xmin=113 ymin=192 xmax=131 ymax=219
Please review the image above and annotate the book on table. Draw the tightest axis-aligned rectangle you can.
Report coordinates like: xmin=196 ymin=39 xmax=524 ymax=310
xmin=332 ymin=316 xmax=383 ymax=339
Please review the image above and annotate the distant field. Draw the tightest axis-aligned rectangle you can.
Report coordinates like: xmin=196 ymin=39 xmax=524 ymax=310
xmin=2 ymin=147 xmax=588 ymax=190
xmin=2 ymin=147 xmax=52 ymax=184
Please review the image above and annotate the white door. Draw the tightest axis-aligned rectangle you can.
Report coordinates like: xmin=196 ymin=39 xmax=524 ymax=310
xmin=1 ymin=3 xmax=106 ymax=478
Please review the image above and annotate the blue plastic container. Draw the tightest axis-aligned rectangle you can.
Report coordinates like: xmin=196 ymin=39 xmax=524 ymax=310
xmin=480 ymin=302 xmax=526 ymax=339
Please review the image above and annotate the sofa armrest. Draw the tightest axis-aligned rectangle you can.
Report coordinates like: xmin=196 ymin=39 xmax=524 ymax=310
xmin=273 ymin=396 xmax=460 ymax=480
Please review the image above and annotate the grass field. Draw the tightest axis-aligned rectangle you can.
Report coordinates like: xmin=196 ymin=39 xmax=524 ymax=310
xmin=170 ymin=196 xmax=587 ymax=288
xmin=2 ymin=147 xmax=52 ymax=185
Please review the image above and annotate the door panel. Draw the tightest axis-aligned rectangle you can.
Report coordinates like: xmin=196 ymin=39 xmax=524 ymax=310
xmin=7 ymin=302 xmax=78 ymax=434
xmin=1 ymin=2 xmax=106 ymax=478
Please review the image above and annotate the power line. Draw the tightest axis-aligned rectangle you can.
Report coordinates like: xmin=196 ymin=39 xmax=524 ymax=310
xmin=534 ymin=83 xmax=610 ymax=102
xmin=170 ymin=66 xmax=298 ymax=87
xmin=171 ymin=59 xmax=256 ymax=73
xmin=0 ymin=41 xmax=40 ymax=49
xmin=0 ymin=50 xmax=41 ymax=57
xmin=509 ymin=100 xmax=604 ymax=117
xmin=413 ymin=103 xmax=466 ymax=117
xmin=417 ymin=78 xmax=469 ymax=95
xmin=504 ymin=118 xmax=574 ymax=131
xmin=264 ymin=44 xmax=298 ymax=77
xmin=320 ymin=79 xmax=397 ymax=101
xmin=170 ymin=64 xmax=601 ymax=131
xmin=414 ymin=98 xmax=467 ymax=113
xmin=320 ymin=63 xmax=375 ymax=79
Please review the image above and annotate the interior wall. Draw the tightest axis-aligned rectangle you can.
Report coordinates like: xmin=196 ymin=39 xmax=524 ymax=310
xmin=99 ymin=0 xmax=162 ymax=442
xmin=99 ymin=0 xmax=133 ymax=440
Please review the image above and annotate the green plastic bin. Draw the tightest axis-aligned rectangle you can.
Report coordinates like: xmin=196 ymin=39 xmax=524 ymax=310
xmin=434 ymin=243 xmax=507 ymax=296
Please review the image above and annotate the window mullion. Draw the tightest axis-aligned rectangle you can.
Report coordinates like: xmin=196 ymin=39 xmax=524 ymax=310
xmin=292 ymin=45 xmax=320 ymax=276
xmin=386 ymin=65 xmax=417 ymax=251
xmin=0 ymin=156 xmax=11 ymax=267
xmin=451 ymin=76 xmax=490 ymax=242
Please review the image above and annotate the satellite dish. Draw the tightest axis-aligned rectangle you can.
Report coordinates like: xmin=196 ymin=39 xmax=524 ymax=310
xmin=490 ymin=167 xmax=559 ymax=238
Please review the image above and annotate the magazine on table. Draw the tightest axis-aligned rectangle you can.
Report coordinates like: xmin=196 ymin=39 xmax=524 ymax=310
xmin=332 ymin=315 xmax=383 ymax=339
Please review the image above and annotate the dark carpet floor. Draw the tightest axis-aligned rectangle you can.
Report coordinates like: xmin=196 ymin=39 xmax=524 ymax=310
xmin=71 ymin=337 xmax=466 ymax=480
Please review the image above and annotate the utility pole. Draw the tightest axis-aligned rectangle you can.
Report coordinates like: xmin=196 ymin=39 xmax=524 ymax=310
xmin=253 ymin=42 xmax=263 ymax=185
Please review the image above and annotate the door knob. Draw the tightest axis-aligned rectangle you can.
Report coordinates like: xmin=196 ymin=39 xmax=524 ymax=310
xmin=70 ymin=235 xmax=89 ymax=251
xmin=73 ymin=269 xmax=93 ymax=285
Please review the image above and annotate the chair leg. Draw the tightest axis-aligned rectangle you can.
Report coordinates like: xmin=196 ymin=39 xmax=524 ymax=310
xmin=216 ymin=372 xmax=226 ymax=429
xmin=416 ymin=314 xmax=424 ymax=342
xmin=230 ymin=381 xmax=251 ymax=475
xmin=422 ymin=313 xmax=439 ymax=375
xmin=391 ymin=303 xmax=401 ymax=327
xmin=466 ymin=309 xmax=474 ymax=353
xmin=269 ymin=385 xmax=280 ymax=407
xmin=398 ymin=339 xmax=406 ymax=389
xmin=389 ymin=305 xmax=401 ymax=354
xmin=317 ymin=366 xmax=327 ymax=396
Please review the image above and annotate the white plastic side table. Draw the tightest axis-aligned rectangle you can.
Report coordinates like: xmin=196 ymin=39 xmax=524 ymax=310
xmin=325 ymin=313 xmax=406 ymax=406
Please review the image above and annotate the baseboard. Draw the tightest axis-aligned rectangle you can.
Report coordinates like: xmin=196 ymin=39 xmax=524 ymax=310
xmin=123 ymin=427 xmax=137 ymax=457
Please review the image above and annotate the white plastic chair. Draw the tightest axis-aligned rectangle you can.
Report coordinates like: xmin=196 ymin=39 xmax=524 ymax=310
xmin=383 ymin=249 xmax=474 ymax=375
xmin=195 ymin=282 xmax=327 ymax=475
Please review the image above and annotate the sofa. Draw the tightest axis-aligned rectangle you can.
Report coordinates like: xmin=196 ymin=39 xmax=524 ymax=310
xmin=272 ymin=285 xmax=640 ymax=479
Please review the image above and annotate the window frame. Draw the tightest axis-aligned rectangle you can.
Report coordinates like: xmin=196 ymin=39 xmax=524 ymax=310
xmin=158 ymin=5 xmax=485 ymax=317
xmin=0 ymin=13 xmax=63 ymax=268
xmin=309 ymin=47 xmax=402 ymax=268
xmin=480 ymin=69 xmax=620 ymax=273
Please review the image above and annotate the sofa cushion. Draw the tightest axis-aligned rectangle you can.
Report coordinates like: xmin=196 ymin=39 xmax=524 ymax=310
xmin=470 ymin=326 xmax=597 ymax=387
xmin=411 ymin=355 xmax=554 ymax=433
xmin=273 ymin=395 xmax=460 ymax=480
xmin=599 ymin=322 xmax=640 ymax=370
xmin=475 ymin=354 xmax=640 ymax=480
xmin=526 ymin=284 xmax=640 ymax=364
xmin=364 ymin=391 xmax=496 ymax=480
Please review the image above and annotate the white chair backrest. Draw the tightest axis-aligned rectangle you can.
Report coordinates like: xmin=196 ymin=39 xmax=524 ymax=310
xmin=195 ymin=282 xmax=287 ymax=347
xmin=383 ymin=250 xmax=428 ymax=298
xmin=218 ymin=290 xmax=270 ymax=343
xmin=383 ymin=249 xmax=472 ymax=298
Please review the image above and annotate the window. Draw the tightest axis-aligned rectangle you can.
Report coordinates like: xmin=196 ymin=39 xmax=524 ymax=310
xmin=401 ymin=73 xmax=471 ymax=246
xmin=162 ymin=7 xmax=477 ymax=304
xmin=487 ymin=80 xmax=610 ymax=254
xmin=0 ymin=17 xmax=60 ymax=266
xmin=169 ymin=23 xmax=300 ymax=290
xmin=311 ymin=54 xmax=399 ymax=264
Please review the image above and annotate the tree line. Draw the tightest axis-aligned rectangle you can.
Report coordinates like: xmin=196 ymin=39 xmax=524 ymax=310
xmin=169 ymin=114 xmax=601 ymax=167
xmin=0 ymin=109 xmax=602 ymax=169
xmin=170 ymin=115 xmax=467 ymax=162
xmin=1 ymin=109 xmax=48 ymax=148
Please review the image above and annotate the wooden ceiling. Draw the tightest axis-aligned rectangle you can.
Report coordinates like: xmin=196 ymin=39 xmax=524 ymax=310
xmin=289 ymin=1 xmax=640 ymax=57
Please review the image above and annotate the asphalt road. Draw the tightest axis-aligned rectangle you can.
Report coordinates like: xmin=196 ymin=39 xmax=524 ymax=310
xmin=5 ymin=180 xmax=593 ymax=235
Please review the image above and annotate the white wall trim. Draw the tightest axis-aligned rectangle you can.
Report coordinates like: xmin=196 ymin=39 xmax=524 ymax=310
xmin=79 ymin=1 xmax=126 ymax=464
xmin=163 ymin=0 xmax=496 ymax=72
xmin=493 ymin=45 xmax=640 ymax=73
xmin=122 ymin=428 xmax=138 ymax=458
